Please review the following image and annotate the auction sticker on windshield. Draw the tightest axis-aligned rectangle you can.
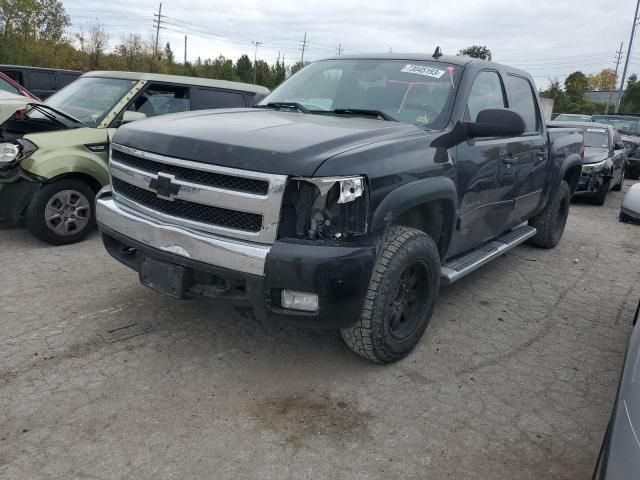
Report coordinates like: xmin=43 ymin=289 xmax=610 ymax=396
xmin=401 ymin=65 xmax=446 ymax=78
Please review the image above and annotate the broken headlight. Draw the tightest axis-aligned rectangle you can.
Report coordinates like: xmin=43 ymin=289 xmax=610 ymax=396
xmin=0 ymin=139 xmax=37 ymax=167
xmin=278 ymin=176 xmax=369 ymax=241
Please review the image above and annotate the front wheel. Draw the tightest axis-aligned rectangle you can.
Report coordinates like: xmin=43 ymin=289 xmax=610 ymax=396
xmin=528 ymin=180 xmax=571 ymax=248
xmin=341 ymin=226 xmax=440 ymax=363
xmin=612 ymin=168 xmax=625 ymax=191
xmin=25 ymin=178 xmax=96 ymax=245
xmin=590 ymin=180 xmax=610 ymax=206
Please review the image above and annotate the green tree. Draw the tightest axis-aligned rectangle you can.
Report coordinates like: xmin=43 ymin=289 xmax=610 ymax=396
xmin=290 ymin=61 xmax=304 ymax=76
xmin=163 ymin=42 xmax=174 ymax=64
xmin=234 ymin=54 xmax=253 ymax=83
xmin=620 ymin=74 xmax=640 ymax=113
xmin=564 ymin=71 xmax=589 ymax=101
xmin=458 ymin=45 xmax=492 ymax=60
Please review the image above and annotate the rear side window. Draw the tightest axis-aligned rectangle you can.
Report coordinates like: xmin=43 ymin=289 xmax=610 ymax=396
xmin=128 ymin=84 xmax=191 ymax=117
xmin=1 ymin=70 xmax=23 ymax=84
xmin=466 ymin=71 xmax=506 ymax=122
xmin=192 ymin=88 xmax=247 ymax=109
xmin=61 ymin=73 xmax=80 ymax=87
xmin=0 ymin=77 xmax=19 ymax=95
xmin=29 ymin=71 xmax=56 ymax=91
xmin=506 ymin=75 xmax=539 ymax=133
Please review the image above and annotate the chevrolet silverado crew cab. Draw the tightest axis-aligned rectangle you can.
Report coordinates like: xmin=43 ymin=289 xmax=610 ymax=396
xmin=0 ymin=71 xmax=268 ymax=245
xmin=96 ymin=52 xmax=584 ymax=363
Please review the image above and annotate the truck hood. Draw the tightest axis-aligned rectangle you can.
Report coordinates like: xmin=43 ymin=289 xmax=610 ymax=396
xmin=582 ymin=147 xmax=609 ymax=165
xmin=113 ymin=108 xmax=425 ymax=176
xmin=0 ymin=91 xmax=42 ymax=124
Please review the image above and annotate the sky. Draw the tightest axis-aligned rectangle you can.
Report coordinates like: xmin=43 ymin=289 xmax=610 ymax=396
xmin=61 ymin=0 xmax=640 ymax=89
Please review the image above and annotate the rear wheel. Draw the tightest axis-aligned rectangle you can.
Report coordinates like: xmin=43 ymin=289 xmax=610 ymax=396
xmin=341 ymin=226 xmax=440 ymax=363
xmin=529 ymin=180 xmax=571 ymax=248
xmin=25 ymin=178 xmax=96 ymax=245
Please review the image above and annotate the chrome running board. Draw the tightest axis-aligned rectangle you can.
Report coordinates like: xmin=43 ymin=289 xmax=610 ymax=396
xmin=440 ymin=225 xmax=537 ymax=285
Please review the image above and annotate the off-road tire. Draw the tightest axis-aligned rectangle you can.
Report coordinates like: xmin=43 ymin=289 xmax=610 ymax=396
xmin=25 ymin=178 xmax=96 ymax=245
xmin=341 ymin=226 xmax=440 ymax=363
xmin=528 ymin=180 xmax=570 ymax=249
xmin=590 ymin=180 xmax=610 ymax=206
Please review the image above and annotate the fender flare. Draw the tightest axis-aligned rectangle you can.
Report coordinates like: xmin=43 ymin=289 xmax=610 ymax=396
xmin=370 ymin=176 xmax=458 ymax=240
xmin=557 ymin=153 xmax=583 ymax=189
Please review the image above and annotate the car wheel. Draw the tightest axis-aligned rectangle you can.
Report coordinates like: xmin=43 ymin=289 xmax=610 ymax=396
xmin=529 ymin=180 xmax=571 ymax=248
xmin=341 ymin=226 xmax=440 ymax=363
xmin=25 ymin=178 xmax=96 ymax=245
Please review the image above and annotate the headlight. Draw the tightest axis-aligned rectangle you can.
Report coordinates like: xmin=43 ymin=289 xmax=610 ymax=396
xmin=582 ymin=159 xmax=608 ymax=173
xmin=0 ymin=139 xmax=37 ymax=167
xmin=278 ymin=175 xmax=369 ymax=240
xmin=0 ymin=143 xmax=19 ymax=164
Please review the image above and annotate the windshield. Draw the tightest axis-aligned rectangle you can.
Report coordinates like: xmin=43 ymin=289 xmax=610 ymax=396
xmin=44 ymin=77 xmax=137 ymax=127
xmin=260 ymin=59 xmax=461 ymax=129
xmin=555 ymin=114 xmax=591 ymax=122
xmin=583 ymin=127 xmax=609 ymax=148
xmin=592 ymin=116 xmax=640 ymax=136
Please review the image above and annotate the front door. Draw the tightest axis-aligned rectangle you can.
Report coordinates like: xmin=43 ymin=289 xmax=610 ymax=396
xmin=450 ymin=70 xmax=515 ymax=256
xmin=502 ymin=74 xmax=547 ymax=223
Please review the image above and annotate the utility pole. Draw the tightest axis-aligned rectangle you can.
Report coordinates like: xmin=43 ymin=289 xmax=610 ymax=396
xmin=153 ymin=2 xmax=163 ymax=58
xmin=337 ymin=43 xmax=342 ymax=55
xmin=299 ymin=32 xmax=308 ymax=65
xmin=184 ymin=35 xmax=187 ymax=64
xmin=252 ymin=40 xmax=262 ymax=84
xmin=616 ymin=0 xmax=640 ymax=113
xmin=606 ymin=42 xmax=624 ymax=114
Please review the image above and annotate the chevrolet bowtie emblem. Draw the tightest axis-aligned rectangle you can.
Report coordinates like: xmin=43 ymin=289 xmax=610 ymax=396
xmin=149 ymin=173 xmax=181 ymax=200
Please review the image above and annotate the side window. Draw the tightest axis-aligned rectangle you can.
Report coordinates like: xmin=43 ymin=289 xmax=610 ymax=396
xmin=0 ymin=77 xmax=20 ymax=95
xmin=29 ymin=71 xmax=56 ymax=91
xmin=505 ymin=75 xmax=540 ymax=133
xmin=191 ymin=88 xmax=247 ymax=109
xmin=61 ymin=73 xmax=80 ymax=87
xmin=0 ymin=70 xmax=23 ymax=84
xmin=466 ymin=71 xmax=506 ymax=122
xmin=128 ymin=84 xmax=191 ymax=118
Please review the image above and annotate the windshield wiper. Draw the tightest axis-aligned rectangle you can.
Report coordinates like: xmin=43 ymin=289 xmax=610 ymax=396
xmin=260 ymin=102 xmax=311 ymax=114
xmin=332 ymin=109 xmax=397 ymax=122
xmin=31 ymin=104 xmax=84 ymax=127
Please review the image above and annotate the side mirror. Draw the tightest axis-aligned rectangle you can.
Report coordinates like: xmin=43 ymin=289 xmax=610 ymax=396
xmin=121 ymin=111 xmax=147 ymax=125
xmin=467 ymin=109 xmax=526 ymax=139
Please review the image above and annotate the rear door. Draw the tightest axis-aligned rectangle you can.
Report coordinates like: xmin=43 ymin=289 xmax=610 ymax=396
xmin=450 ymin=69 xmax=515 ymax=255
xmin=503 ymin=74 xmax=547 ymax=222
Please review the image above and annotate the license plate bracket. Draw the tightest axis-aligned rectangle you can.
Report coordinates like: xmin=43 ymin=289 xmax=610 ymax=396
xmin=139 ymin=256 xmax=190 ymax=298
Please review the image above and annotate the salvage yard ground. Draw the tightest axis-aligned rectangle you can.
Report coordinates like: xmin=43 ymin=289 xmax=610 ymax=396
xmin=1 ymin=182 xmax=639 ymax=480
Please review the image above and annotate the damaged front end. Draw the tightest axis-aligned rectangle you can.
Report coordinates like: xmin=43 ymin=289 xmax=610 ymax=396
xmin=575 ymin=159 xmax=612 ymax=196
xmin=0 ymin=139 xmax=38 ymax=181
xmin=278 ymin=176 xmax=369 ymax=241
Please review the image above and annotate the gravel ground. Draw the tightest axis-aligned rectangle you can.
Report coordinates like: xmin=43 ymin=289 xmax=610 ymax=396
xmin=1 ymin=182 xmax=639 ymax=480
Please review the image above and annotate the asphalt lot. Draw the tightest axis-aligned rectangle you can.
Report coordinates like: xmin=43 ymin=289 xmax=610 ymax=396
xmin=1 ymin=182 xmax=639 ymax=480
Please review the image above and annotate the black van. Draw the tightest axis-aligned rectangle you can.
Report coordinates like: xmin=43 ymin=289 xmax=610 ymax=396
xmin=0 ymin=65 xmax=82 ymax=99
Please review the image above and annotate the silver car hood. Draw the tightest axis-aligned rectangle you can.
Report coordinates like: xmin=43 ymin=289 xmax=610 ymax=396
xmin=0 ymin=91 xmax=42 ymax=124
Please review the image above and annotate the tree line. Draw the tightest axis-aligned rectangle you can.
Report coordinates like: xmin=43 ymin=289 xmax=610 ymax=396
xmin=0 ymin=0 xmax=302 ymax=89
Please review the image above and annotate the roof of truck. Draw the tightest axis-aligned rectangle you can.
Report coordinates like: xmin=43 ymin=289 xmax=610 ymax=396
xmin=81 ymin=71 xmax=269 ymax=94
xmin=320 ymin=53 xmax=532 ymax=78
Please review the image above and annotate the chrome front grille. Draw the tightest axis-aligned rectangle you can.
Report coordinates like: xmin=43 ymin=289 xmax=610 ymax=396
xmin=109 ymin=143 xmax=287 ymax=244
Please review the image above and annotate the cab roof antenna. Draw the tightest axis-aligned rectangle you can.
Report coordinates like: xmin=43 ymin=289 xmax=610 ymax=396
xmin=432 ymin=46 xmax=443 ymax=59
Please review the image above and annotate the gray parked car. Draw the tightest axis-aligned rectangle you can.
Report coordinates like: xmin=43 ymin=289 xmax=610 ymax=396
xmin=620 ymin=182 xmax=640 ymax=224
xmin=594 ymin=299 xmax=640 ymax=478
xmin=549 ymin=121 xmax=626 ymax=205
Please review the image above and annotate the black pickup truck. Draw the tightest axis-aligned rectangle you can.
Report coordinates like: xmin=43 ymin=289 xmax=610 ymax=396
xmin=96 ymin=52 xmax=584 ymax=363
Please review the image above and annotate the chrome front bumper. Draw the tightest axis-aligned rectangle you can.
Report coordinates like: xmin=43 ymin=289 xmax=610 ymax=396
xmin=96 ymin=187 xmax=271 ymax=276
